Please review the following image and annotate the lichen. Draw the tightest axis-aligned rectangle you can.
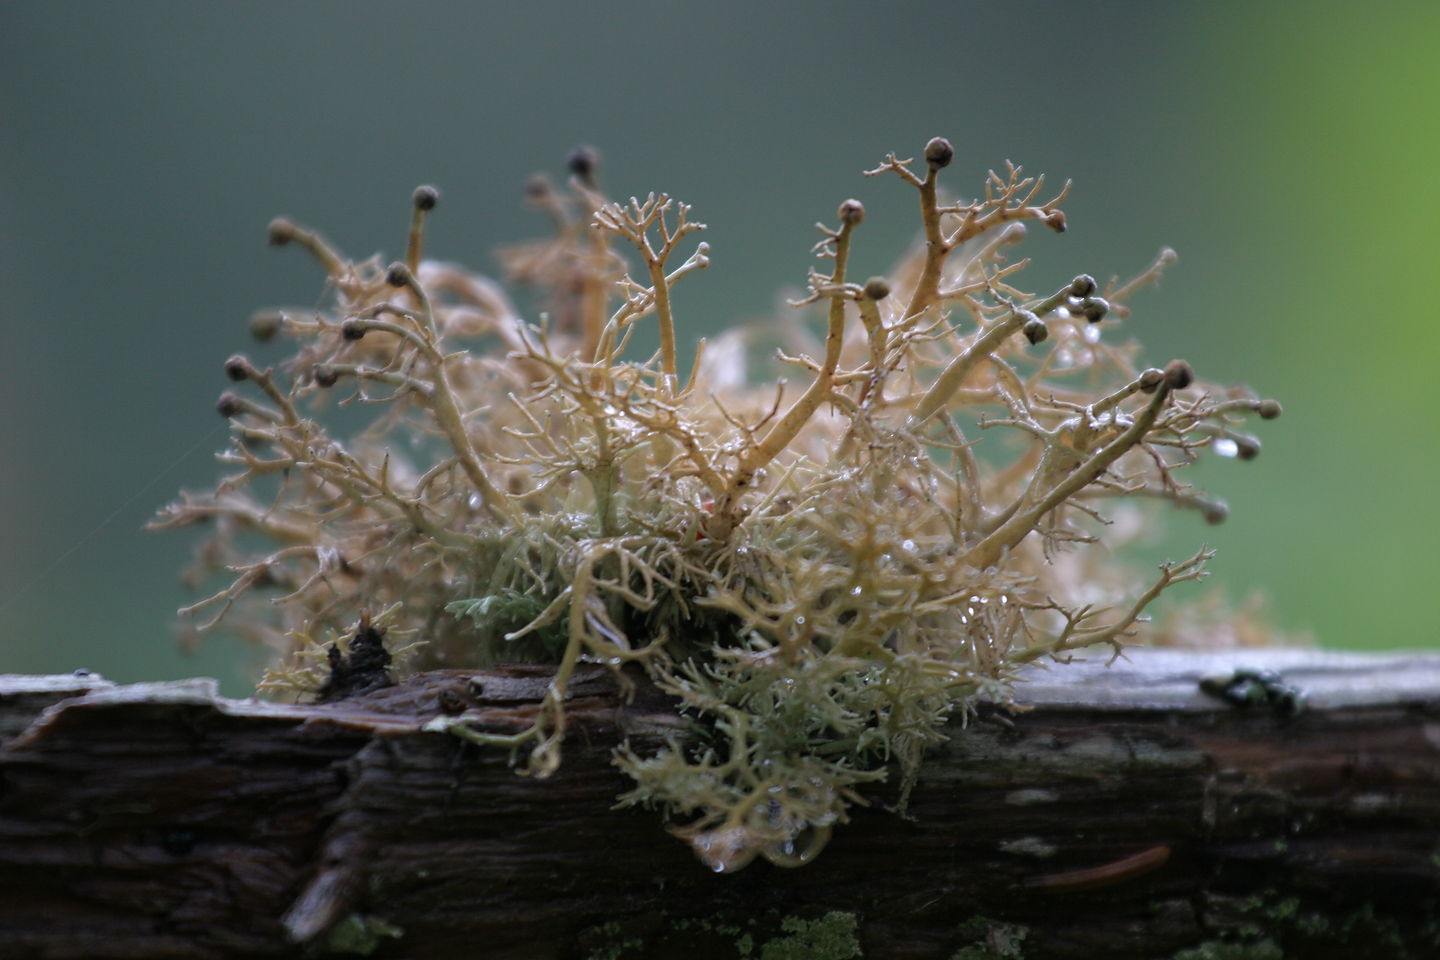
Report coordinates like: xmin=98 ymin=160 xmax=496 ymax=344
xmin=756 ymin=912 xmax=861 ymax=960
xmin=950 ymin=916 xmax=1029 ymax=958
xmin=1168 ymin=940 xmax=1282 ymax=960
xmin=582 ymin=919 xmax=645 ymax=960
xmin=1229 ymin=890 xmax=1436 ymax=958
xmin=158 ymin=139 xmax=1280 ymax=870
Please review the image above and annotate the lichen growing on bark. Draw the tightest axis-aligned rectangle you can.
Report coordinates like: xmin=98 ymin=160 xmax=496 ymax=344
xmin=156 ymin=139 xmax=1280 ymax=871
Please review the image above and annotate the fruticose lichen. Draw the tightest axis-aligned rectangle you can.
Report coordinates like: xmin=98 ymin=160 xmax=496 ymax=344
xmin=155 ymin=139 xmax=1280 ymax=871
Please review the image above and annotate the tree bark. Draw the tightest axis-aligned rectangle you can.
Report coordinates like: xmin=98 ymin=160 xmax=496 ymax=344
xmin=3 ymin=648 xmax=1440 ymax=959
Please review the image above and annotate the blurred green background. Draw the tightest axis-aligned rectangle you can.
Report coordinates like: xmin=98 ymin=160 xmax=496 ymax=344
xmin=2 ymin=1 xmax=1436 ymax=695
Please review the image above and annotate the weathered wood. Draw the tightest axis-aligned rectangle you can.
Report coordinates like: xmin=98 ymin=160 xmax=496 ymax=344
xmin=3 ymin=649 xmax=1440 ymax=959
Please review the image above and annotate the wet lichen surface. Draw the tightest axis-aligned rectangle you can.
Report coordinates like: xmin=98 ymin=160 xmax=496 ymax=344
xmin=158 ymin=139 xmax=1289 ymax=878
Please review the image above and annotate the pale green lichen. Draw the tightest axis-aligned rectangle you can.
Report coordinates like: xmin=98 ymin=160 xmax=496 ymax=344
xmin=1168 ymin=941 xmax=1282 ymax=960
xmin=950 ymin=916 xmax=1029 ymax=958
xmin=159 ymin=140 xmax=1279 ymax=871
xmin=756 ymin=912 xmax=861 ymax=960
xmin=583 ymin=919 xmax=645 ymax=960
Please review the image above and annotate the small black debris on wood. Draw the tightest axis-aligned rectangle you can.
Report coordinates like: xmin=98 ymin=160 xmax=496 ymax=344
xmin=316 ymin=613 xmax=394 ymax=702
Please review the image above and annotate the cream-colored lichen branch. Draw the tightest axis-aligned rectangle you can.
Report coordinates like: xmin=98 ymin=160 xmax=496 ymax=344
xmin=705 ymin=199 xmax=864 ymax=540
xmin=158 ymin=139 xmax=1281 ymax=871
xmin=866 ymin=140 xmax=1069 ymax=323
xmin=592 ymin=193 xmax=709 ymax=392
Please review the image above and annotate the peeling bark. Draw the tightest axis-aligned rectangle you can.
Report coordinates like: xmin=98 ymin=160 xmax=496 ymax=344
xmin=3 ymin=649 xmax=1440 ymax=959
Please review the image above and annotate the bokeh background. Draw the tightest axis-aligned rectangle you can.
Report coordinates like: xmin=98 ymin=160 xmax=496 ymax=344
xmin=2 ymin=1 xmax=1436 ymax=695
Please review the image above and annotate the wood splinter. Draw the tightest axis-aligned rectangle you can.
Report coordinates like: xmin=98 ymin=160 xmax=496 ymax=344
xmin=1024 ymin=844 xmax=1172 ymax=893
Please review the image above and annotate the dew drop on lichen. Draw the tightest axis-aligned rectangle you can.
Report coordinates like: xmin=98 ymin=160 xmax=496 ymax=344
xmin=1212 ymin=438 xmax=1239 ymax=458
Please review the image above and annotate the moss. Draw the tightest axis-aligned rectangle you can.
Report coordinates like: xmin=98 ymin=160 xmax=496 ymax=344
xmin=1265 ymin=898 xmax=1300 ymax=922
xmin=583 ymin=919 xmax=645 ymax=960
xmin=1231 ymin=889 xmax=1439 ymax=958
xmin=672 ymin=914 xmax=746 ymax=938
xmin=756 ymin=912 xmax=861 ymax=960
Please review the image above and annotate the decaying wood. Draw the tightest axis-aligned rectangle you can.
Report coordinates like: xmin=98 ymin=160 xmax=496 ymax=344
xmin=3 ymin=648 xmax=1440 ymax=959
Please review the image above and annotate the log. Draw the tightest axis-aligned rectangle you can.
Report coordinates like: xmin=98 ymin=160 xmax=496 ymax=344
xmin=3 ymin=648 xmax=1440 ymax=959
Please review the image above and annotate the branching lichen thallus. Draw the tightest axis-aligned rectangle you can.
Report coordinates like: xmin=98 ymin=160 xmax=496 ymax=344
xmin=154 ymin=138 xmax=1281 ymax=872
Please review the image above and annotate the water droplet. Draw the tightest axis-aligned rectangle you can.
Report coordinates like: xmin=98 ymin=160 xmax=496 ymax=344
xmin=1000 ymin=595 xmax=1009 ymax=605
xmin=795 ymin=616 xmax=806 ymax=625
xmin=901 ymin=539 xmax=917 ymax=553
xmin=467 ymin=494 xmax=482 ymax=510
xmin=850 ymin=585 xmax=863 ymax=596
xmin=1212 ymin=438 xmax=1239 ymax=458
xmin=1082 ymin=324 xmax=1101 ymax=345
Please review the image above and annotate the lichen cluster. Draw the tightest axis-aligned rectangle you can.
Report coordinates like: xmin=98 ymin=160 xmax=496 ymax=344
xmin=155 ymin=139 xmax=1279 ymax=871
